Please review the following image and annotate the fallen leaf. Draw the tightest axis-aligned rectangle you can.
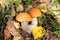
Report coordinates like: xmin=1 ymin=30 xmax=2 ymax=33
xmin=6 ymin=21 xmax=18 ymax=36
xmin=4 ymin=27 xmax=11 ymax=39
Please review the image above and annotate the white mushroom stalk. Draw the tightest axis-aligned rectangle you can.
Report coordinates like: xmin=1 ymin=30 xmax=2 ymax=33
xmin=21 ymin=20 xmax=38 ymax=34
xmin=21 ymin=18 xmax=38 ymax=33
xmin=21 ymin=22 xmax=28 ymax=31
xmin=23 ymin=18 xmax=38 ymax=33
xmin=31 ymin=17 xmax=38 ymax=26
xmin=21 ymin=22 xmax=28 ymax=26
xmin=20 ymin=18 xmax=38 ymax=34
xmin=27 ymin=25 xmax=37 ymax=33
xmin=27 ymin=18 xmax=38 ymax=33
xmin=16 ymin=12 xmax=32 ymax=32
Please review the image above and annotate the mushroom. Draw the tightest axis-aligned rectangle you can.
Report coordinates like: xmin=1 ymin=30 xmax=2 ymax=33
xmin=16 ymin=12 xmax=32 ymax=31
xmin=25 ymin=8 xmax=42 ymax=33
xmin=29 ymin=8 xmax=42 ymax=26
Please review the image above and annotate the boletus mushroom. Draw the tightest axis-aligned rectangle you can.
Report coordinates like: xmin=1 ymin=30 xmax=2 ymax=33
xmin=29 ymin=8 xmax=42 ymax=26
xmin=16 ymin=12 xmax=32 ymax=31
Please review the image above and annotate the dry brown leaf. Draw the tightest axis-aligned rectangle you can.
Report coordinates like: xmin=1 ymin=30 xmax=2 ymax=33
xmin=6 ymin=21 xmax=24 ymax=40
xmin=4 ymin=27 xmax=11 ymax=39
xmin=6 ymin=21 xmax=18 ymax=36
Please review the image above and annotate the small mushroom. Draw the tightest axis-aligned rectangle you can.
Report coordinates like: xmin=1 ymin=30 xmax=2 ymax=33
xmin=16 ymin=12 xmax=32 ymax=31
xmin=29 ymin=8 xmax=42 ymax=26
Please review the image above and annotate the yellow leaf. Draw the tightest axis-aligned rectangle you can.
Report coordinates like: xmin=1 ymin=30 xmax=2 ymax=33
xmin=32 ymin=26 xmax=46 ymax=39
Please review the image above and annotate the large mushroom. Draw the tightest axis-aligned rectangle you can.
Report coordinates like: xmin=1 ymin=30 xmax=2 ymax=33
xmin=29 ymin=8 xmax=42 ymax=26
xmin=16 ymin=12 xmax=32 ymax=31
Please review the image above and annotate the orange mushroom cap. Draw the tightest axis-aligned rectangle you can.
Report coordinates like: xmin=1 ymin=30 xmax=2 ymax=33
xmin=29 ymin=8 xmax=42 ymax=18
xmin=16 ymin=12 xmax=32 ymax=22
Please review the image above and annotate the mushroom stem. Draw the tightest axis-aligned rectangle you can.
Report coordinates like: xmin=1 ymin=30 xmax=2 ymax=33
xmin=31 ymin=17 xmax=38 ymax=26
xmin=21 ymin=22 xmax=28 ymax=26
xmin=27 ymin=25 xmax=36 ymax=33
xmin=21 ymin=22 xmax=28 ymax=31
xmin=26 ymin=18 xmax=38 ymax=33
